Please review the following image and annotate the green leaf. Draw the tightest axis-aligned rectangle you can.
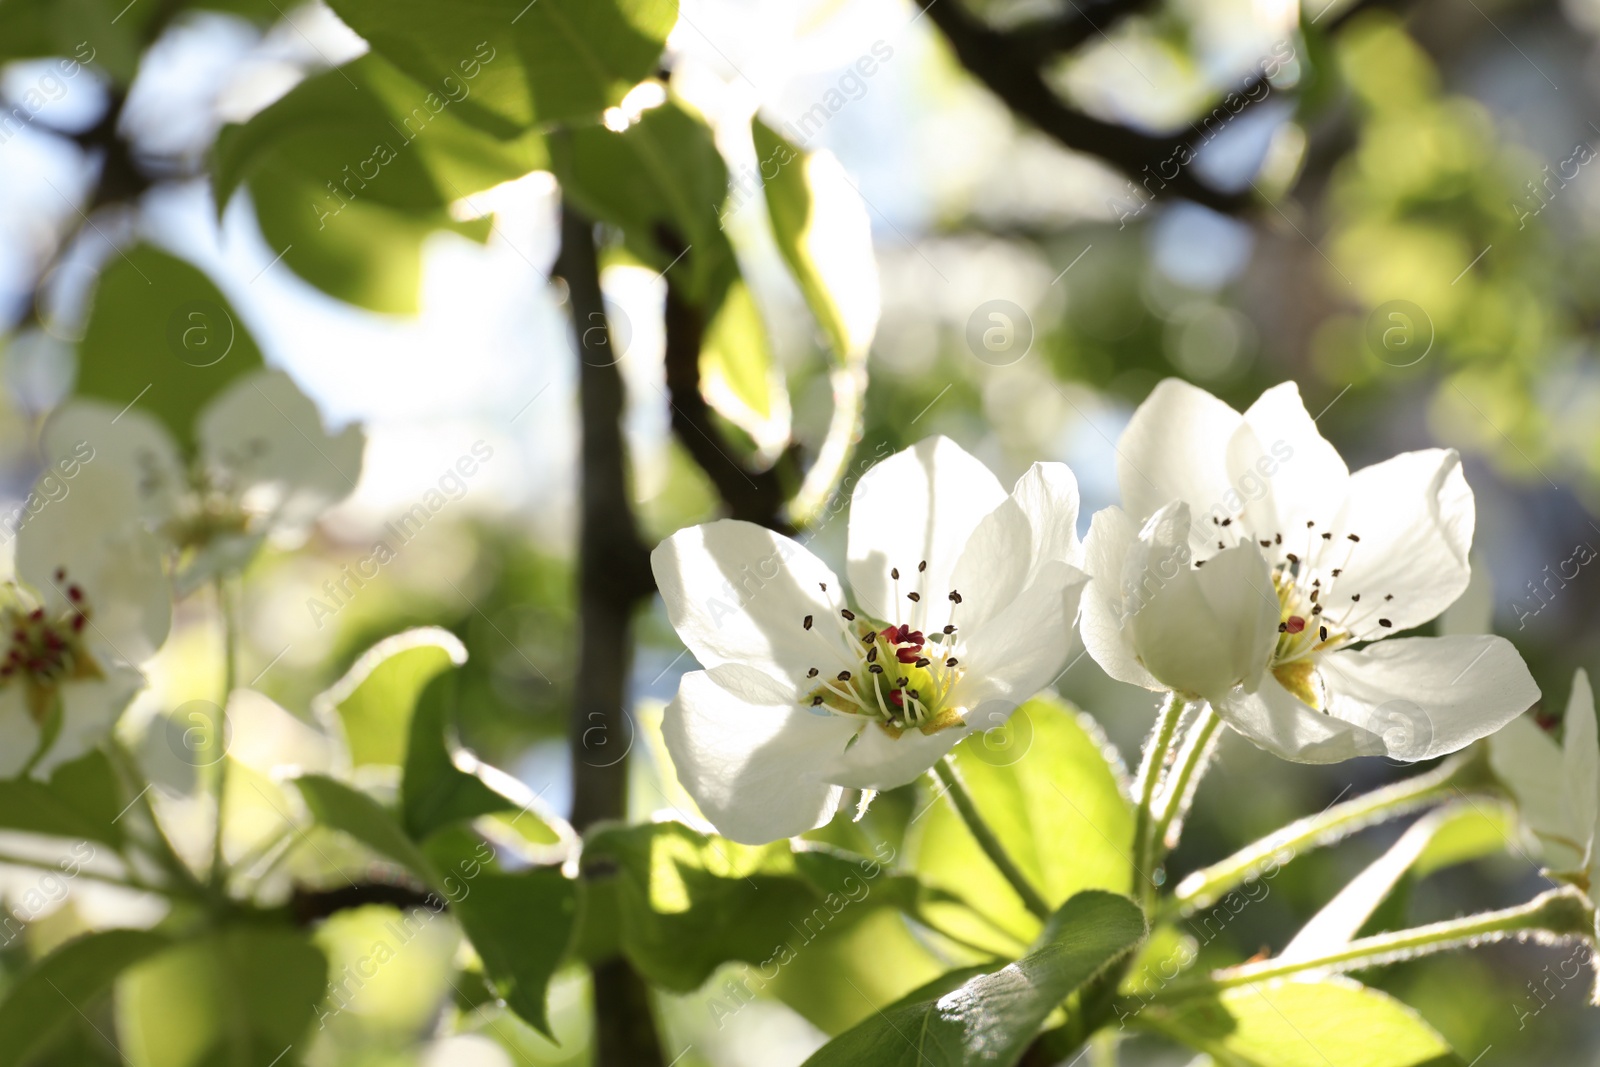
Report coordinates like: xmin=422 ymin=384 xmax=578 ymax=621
xmin=751 ymin=119 xmax=879 ymax=363
xmin=0 ymin=749 xmax=127 ymax=847
xmin=401 ymin=672 xmax=530 ymax=841
xmin=1143 ymin=979 xmax=1463 ymax=1066
xmin=76 ymin=246 xmax=263 ymax=452
xmin=911 ymin=697 xmax=1135 ymax=953
xmin=117 ymin=927 xmax=328 ymax=1067
xmin=0 ymin=1 xmax=138 ymax=82
xmin=0 ymin=928 xmax=170 ymax=1067
xmin=1280 ymin=801 xmax=1514 ymax=962
xmin=322 ymin=0 xmax=678 ymax=135
xmin=448 ymin=865 xmax=578 ymax=1038
xmin=294 ymin=774 xmax=441 ymax=886
xmin=700 ymin=276 xmax=787 ymax=444
xmin=582 ymin=821 xmax=929 ymax=992
xmin=802 ymin=890 xmax=1146 ymax=1067
xmin=314 ymin=626 xmax=468 ymax=768
xmin=212 ymin=54 xmax=546 ymax=314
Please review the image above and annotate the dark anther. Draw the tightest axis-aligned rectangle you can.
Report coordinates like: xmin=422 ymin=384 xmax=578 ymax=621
xmin=837 ymin=670 xmax=852 ymax=681
xmin=1378 ymin=618 xmax=1393 ymax=628
xmin=907 ymin=591 xmax=921 ymax=602
xmin=803 ymin=615 xmax=813 ymax=630
xmin=841 ymin=609 xmax=856 ymax=620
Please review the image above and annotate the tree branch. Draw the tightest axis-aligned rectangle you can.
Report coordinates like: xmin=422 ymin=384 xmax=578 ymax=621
xmin=553 ymin=202 xmax=664 ymax=1067
xmin=662 ymin=276 xmax=796 ymax=533
xmin=917 ymin=0 xmax=1253 ymax=214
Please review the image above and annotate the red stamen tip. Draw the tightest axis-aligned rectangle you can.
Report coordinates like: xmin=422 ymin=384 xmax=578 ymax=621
xmin=1285 ymin=616 xmax=1306 ymax=634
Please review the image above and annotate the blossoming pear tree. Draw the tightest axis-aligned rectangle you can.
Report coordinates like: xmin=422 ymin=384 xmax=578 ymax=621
xmin=0 ymin=1 xmax=1595 ymax=1065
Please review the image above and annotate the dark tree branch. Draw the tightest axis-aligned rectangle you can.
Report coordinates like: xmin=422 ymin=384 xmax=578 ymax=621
xmin=289 ymin=882 xmax=441 ymax=925
xmin=662 ymin=276 xmax=796 ymax=534
xmin=918 ymin=0 xmax=1254 ymax=215
xmin=553 ymin=202 xmax=664 ymax=1067
xmin=1008 ymin=0 xmax=1162 ymax=63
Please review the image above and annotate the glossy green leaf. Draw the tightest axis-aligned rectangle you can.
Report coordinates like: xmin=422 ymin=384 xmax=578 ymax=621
xmin=295 ymin=774 xmax=441 ymax=886
xmin=401 ymin=672 xmax=530 ymax=841
xmin=314 ymin=626 xmax=468 ymax=768
xmin=0 ymin=929 xmax=170 ymax=1067
xmin=76 ymin=246 xmax=264 ymax=452
xmin=212 ymin=54 xmax=546 ymax=313
xmin=117 ymin=927 xmax=327 ymax=1067
xmin=802 ymin=890 xmax=1146 ymax=1067
xmin=582 ymin=821 xmax=934 ymax=992
xmin=700 ymin=276 xmax=787 ymax=444
xmin=912 ymin=697 xmax=1135 ymax=953
xmin=0 ymin=749 xmax=127 ymax=847
xmin=448 ymin=866 xmax=578 ymax=1037
xmin=1143 ymin=979 xmax=1463 ymax=1066
xmin=323 ymin=0 xmax=678 ymax=135
xmin=752 ymin=118 xmax=879 ymax=363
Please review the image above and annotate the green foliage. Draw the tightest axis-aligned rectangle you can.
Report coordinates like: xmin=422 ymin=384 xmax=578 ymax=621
xmin=1142 ymin=979 xmax=1463 ymax=1066
xmin=912 ymin=697 xmax=1135 ymax=953
xmin=802 ymin=891 xmax=1146 ymax=1066
xmin=752 ymin=119 xmax=877 ymax=364
xmin=552 ymin=100 xmax=784 ymax=439
xmin=116 ymin=926 xmax=327 ymax=1067
xmin=0 ymin=750 xmax=127 ymax=848
xmin=581 ymin=820 xmax=924 ymax=992
xmin=0 ymin=929 xmax=169 ymax=1067
xmin=212 ymin=54 xmax=547 ymax=314
xmin=446 ymin=866 xmax=577 ymax=1038
xmin=76 ymin=246 xmax=263 ymax=452
xmin=322 ymin=0 xmax=678 ymax=135
xmin=401 ymin=672 xmax=530 ymax=840
xmin=315 ymin=626 xmax=467 ymax=768
xmin=294 ymin=773 xmax=442 ymax=885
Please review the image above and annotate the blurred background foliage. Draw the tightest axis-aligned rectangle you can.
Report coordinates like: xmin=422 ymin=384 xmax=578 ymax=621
xmin=1 ymin=0 xmax=1599 ymax=1062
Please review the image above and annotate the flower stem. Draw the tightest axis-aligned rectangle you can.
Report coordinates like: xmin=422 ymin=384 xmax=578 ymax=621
xmin=1132 ymin=694 xmax=1185 ymax=905
xmin=1165 ymin=751 xmax=1486 ymax=919
xmin=1149 ymin=704 xmax=1221 ymax=864
xmin=1151 ymin=887 xmax=1593 ymax=1001
xmin=933 ymin=755 xmax=1052 ymax=921
xmin=0 ymin=849 xmax=166 ymax=896
xmin=209 ymin=576 xmax=238 ymax=892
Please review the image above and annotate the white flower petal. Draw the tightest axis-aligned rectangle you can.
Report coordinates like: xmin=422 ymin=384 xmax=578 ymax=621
xmin=34 ymin=665 xmax=143 ymax=777
xmin=947 ymin=497 xmax=1031 ymax=633
xmin=1563 ymin=669 xmax=1597 ymax=860
xmin=957 ymin=560 xmax=1088 ymax=711
xmin=847 ymin=437 xmax=1006 ymax=634
xmin=1011 ymin=462 xmax=1083 ymax=572
xmin=1116 ymin=379 xmax=1241 ymax=536
xmin=1080 ymin=506 xmax=1161 ymax=691
xmin=41 ymin=402 xmax=185 ymax=529
xmin=198 ymin=369 xmax=364 ymax=532
xmin=1322 ymin=450 xmax=1473 ymax=639
xmin=817 ymin=718 xmax=968 ymax=792
xmin=1126 ymin=532 xmax=1278 ymax=701
xmin=1318 ymin=635 xmax=1539 ymax=762
xmin=0 ymin=689 xmax=36 ymax=778
xmin=1226 ymin=382 xmax=1349 ymax=537
xmin=1214 ymin=674 xmax=1386 ymax=764
xmin=651 ymin=519 xmax=852 ymax=693
xmin=662 ymin=666 xmax=851 ymax=844
xmin=15 ymin=464 xmax=171 ymax=660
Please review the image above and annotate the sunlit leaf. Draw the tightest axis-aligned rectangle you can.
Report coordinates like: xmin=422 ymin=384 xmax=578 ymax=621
xmin=314 ymin=626 xmax=468 ymax=768
xmin=0 ymin=929 xmax=169 ymax=1067
xmin=752 ymin=119 xmax=879 ymax=363
xmin=446 ymin=864 xmax=578 ymax=1038
xmin=117 ymin=927 xmax=327 ymax=1067
xmin=1141 ymin=979 xmax=1463 ymax=1066
xmin=323 ymin=0 xmax=678 ymax=135
xmin=802 ymin=890 xmax=1146 ymax=1067
xmin=0 ymin=749 xmax=128 ymax=848
xmin=76 ymin=246 xmax=264 ymax=452
xmin=911 ymin=697 xmax=1135 ymax=954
